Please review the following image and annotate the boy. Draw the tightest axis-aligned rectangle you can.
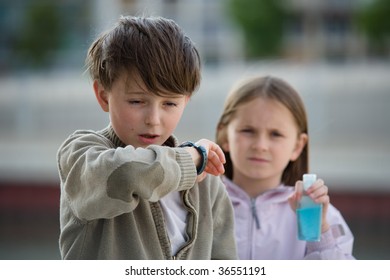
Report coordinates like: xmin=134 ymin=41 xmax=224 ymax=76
xmin=56 ymin=15 xmax=237 ymax=259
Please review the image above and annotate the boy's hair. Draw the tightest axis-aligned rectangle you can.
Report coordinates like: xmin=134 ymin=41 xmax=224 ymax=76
xmin=216 ymin=75 xmax=309 ymax=186
xmin=85 ymin=15 xmax=201 ymax=96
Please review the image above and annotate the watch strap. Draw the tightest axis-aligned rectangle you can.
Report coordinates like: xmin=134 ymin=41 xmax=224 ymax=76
xmin=179 ymin=141 xmax=207 ymax=175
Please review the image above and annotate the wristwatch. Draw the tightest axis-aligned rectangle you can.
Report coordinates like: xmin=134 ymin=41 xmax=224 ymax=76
xmin=179 ymin=141 xmax=208 ymax=175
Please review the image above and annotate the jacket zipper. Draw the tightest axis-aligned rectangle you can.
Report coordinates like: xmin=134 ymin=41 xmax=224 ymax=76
xmin=248 ymin=198 xmax=260 ymax=259
xmin=171 ymin=191 xmax=197 ymax=260
xmin=251 ymin=198 xmax=260 ymax=230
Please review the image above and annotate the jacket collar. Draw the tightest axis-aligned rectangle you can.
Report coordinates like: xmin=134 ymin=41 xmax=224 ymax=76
xmin=222 ymin=176 xmax=294 ymax=204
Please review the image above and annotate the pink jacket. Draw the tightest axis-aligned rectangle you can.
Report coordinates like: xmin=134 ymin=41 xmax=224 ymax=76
xmin=223 ymin=177 xmax=355 ymax=260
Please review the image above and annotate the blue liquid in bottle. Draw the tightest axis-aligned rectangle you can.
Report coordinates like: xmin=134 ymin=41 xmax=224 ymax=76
xmin=296 ymin=174 xmax=322 ymax=242
xmin=297 ymin=203 xmax=322 ymax=241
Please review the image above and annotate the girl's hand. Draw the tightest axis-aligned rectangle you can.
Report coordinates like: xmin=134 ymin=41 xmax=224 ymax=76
xmin=288 ymin=179 xmax=330 ymax=233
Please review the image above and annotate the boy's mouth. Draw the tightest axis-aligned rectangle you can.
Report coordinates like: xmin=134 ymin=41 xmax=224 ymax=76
xmin=138 ymin=133 xmax=160 ymax=145
xmin=140 ymin=134 xmax=158 ymax=139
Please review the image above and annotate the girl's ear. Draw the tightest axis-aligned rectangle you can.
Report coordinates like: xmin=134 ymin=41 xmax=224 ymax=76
xmin=222 ymin=141 xmax=230 ymax=152
xmin=93 ymin=80 xmax=109 ymax=112
xmin=217 ymin=125 xmax=230 ymax=152
xmin=290 ymin=133 xmax=308 ymax=161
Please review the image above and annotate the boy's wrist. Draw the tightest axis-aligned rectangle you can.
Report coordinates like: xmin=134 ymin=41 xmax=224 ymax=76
xmin=179 ymin=141 xmax=207 ymax=175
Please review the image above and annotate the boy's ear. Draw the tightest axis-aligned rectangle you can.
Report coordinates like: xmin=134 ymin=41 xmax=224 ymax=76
xmin=184 ymin=95 xmax=190 ymax=105
xmin=290 ymin=133 xmax=308 ymax=161
xmin=93 ymin=80 xmax=109 ymax=112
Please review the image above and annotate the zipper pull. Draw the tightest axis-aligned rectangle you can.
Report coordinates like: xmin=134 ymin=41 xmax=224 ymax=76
xmin=251 ymin=198 xmax=260 ymax=229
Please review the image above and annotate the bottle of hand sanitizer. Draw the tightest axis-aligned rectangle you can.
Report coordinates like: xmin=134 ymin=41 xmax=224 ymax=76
xmin=296 ymin=174 xmax=322 ymax=241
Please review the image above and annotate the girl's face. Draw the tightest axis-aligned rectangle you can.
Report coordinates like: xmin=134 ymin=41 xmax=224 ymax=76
xmin=223 ymin=97 xmax=307 ymax=195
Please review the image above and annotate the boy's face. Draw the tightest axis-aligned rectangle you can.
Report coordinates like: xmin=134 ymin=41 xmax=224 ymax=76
xmin=94 ymin=72 xmax=190 ymax=148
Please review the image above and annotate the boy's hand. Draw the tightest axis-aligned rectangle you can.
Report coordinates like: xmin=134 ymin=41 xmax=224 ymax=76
xmin=195 ymin=139 xmax=226 ymax=176
xmin=288 ymin=179 xmax=330 ymax=233
xmin=182 ymin=139 xmax=225 ymax=183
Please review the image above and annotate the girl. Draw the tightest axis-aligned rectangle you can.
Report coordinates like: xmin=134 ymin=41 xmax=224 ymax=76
xmin=216 ymin=75 xmax=354 ymax=259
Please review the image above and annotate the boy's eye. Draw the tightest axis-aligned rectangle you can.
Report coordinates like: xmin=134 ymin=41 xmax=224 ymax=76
xmin=128 ymin=100 xmax=143 ymax=105
xmin=165 ymin=101 xmax=177 ymax=107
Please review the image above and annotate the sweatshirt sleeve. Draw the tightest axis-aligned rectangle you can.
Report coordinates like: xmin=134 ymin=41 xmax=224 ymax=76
xmin=57 ymin=130 xmax=197 ymax=221
xmin=304 ymin=204 xmax=355 ymax=260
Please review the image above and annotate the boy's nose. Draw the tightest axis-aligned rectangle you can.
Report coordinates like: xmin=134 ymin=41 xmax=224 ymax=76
xmin=145 ymin=106 xmax=161 ymax=126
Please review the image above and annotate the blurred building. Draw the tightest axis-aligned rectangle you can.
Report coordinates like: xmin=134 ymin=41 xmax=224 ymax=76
xmin=0 ymin=0 xmax=375 ymax=71
xmin=88 ymin=0 xmax=369 ymax=63
xmin=284 ymin=0 xmax=365 ymax=61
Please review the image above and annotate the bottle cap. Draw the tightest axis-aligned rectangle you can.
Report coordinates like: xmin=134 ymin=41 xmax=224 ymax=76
xmin=303 ymin=174 xmax=317 ymax=191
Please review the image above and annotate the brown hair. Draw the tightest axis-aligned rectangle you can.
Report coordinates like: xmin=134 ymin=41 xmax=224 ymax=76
xmin=85 ymin=15 xmax=201 ymax=96
xmin=216 ymin=75 xmax=309 ymax=186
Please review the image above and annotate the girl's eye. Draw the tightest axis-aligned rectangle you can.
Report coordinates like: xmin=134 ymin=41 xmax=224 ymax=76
xmin=271 ymin=131 xmax=283 ymax=137
xmin=240 ymin=128 xmax=254 ymax=134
